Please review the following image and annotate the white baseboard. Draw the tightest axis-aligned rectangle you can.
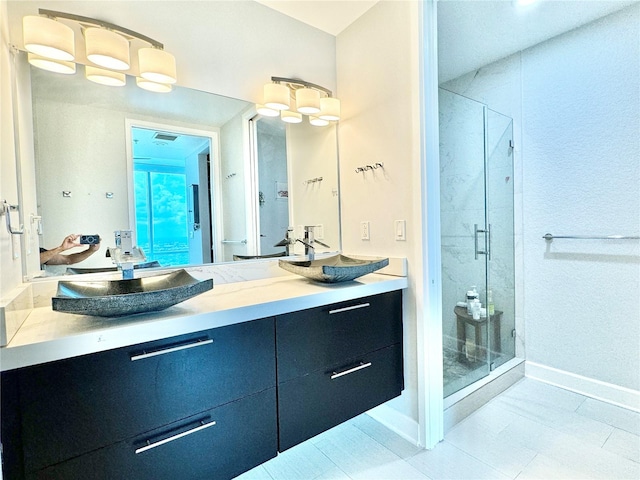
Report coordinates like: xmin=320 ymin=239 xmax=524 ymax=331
xmin=525 ymin=361 xmax=640 ymax=412
xmin=366 ymin=402 xmax=420 ymax=446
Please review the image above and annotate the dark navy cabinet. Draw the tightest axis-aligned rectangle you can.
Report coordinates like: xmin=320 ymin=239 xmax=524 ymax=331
xmin=1 ymin=290 xmax=404 ymax=479
xmin=276 ymin=290 xmax=404 ymax=451
xmin=1 ymin=317 xmax=277 ymax=480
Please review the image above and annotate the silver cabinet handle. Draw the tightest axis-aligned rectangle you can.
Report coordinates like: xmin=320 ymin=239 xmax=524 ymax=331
xmin=330 ymin=362 xmax=372 ymax=380
xmin=135 ymin=420 xmax=216 ymax=454
xmin=329 ymin=303 xmax=370 ymax=315
xmin=130 ymin=338 xmax=213 ymax=361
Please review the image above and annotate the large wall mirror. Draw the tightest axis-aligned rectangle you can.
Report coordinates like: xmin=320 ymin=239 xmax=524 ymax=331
xmin=27 ymin=58 xmax=340 ymax=275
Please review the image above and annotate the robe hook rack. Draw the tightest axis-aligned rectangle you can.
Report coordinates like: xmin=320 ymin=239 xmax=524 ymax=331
xmin=355 ymin=162 xmax=384 ymax=173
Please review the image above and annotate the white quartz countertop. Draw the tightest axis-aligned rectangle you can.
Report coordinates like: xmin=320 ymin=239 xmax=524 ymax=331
xmin=0 ymin=272 xmax=407 ymax=371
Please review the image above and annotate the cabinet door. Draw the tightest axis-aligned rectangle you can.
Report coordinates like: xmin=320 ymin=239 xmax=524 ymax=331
xmin=278 ymin=344 xmax=403 ymax=451
xmin=276 ymin=291 xmax=402 ymax=382
xmin=32 ymin=388 xmax=278 ymax=480
xmin=16 ymin=317 xmax=275 ymax=473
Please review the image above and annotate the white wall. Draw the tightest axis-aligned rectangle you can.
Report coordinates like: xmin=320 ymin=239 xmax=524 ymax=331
xmin=522 ymin=5 xmax=639 ymax=393
xmin=443 ymin=5 xmax=640 ymax=399
xmin=337 ymin=0 xmax=423 ymax=435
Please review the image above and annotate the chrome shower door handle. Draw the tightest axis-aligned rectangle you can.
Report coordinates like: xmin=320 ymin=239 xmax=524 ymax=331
xmin=474 ymin=223 xmax=490 ymax=259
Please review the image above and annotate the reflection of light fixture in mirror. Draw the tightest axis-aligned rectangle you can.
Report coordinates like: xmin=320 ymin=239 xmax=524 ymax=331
xmin=281 ymin=109 xmax=302 ymax=124
xmin=309 ymin=116 xmax=329 ymax=127
xmin=27 ymin=53 xmax=76 ymax=74
xmin=23 ymin=15 xmax=75 ymax=61
xmin=138 ymin=47 xmax=177 ymax=84
xmin=86 ymin=65 xmax=126 ymax=86
xmin=256 ymin=104 xmax=280 ymax=117
xmin=85 ymin=27 xmax=130 ymax=70
xmin=22 ymin=9 xmax=178 ymax=92
xmin=257 ymin=76 xmax=340 ymax=126
xmin=136 ymin=77 xmax=173 ymax=93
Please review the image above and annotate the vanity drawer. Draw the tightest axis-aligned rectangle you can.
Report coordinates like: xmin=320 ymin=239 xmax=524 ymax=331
xmin=31 ymin=388 xmax=278 ymax=480
xmin=276 ymin=290 xmax=402 ymax=382
xmin=17 ymin=317 xmax=275 ymax=473
xmin=277 ymin=343 xmax=403 ymax=451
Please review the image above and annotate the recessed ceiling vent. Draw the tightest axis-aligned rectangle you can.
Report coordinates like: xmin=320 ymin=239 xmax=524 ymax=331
xmin=153 ymin=132 xmax=179 ymax=142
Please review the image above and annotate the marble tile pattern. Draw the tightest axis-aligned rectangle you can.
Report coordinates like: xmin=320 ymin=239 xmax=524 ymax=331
xmin=438 ymin=89 xmax=516 ymax=370
xmin=235 ymin=379 xmax=640 ymax=480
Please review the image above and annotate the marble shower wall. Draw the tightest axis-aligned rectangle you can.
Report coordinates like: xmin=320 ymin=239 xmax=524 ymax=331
xmin=439 ymin=89 xmax=515 ymax=363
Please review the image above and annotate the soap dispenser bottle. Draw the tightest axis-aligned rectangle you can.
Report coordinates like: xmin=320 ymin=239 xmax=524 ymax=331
xmin=466 ymin=286 xmax=479 ymax=315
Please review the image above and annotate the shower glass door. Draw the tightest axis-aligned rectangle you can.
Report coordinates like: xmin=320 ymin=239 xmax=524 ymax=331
xmin=439 ymin=89 xmax=515 ymax=397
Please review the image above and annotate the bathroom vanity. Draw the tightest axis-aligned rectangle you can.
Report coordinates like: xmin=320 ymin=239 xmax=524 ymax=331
xmin=0 ymin=272 xmax=406 ymax=479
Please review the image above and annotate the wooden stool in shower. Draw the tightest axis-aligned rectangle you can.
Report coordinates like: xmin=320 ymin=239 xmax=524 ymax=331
xmin=454 ymin=306 xmax=502 ymax=363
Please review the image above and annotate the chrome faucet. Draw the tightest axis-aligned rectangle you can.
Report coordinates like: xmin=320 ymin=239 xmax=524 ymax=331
xmin=296 ymin=226 xmax=330 ymax=261
xmin=274 ymin=227 xmax=295 ymax=255
xmin=110 ymin=230 xmax=146 ymax=279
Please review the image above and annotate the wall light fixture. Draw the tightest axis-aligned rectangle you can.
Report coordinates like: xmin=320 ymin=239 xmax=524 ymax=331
xmin=22 ymin=9 xmax=177 ymax=92
xmin=258 ymin=77 xmax=340 ymax=126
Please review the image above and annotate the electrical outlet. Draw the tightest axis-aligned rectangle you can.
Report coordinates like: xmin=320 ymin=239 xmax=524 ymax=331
xmin=395 ymin=220 xmax=406 ymax=241
xmin=361 ymin=221 xmax=370 ymax=240
xmin=315 ymin=224 xmax=324 ymax=240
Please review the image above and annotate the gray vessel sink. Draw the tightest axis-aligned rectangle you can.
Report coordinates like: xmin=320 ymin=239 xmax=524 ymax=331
xmin=52 ymin=269 xmax=213 ymax=317
xmin=279 ymin=254 xmax=389 ymax=283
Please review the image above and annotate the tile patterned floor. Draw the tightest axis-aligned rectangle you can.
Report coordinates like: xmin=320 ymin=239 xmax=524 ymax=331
xmin=235 ymin=378 xmax=640 ymax=480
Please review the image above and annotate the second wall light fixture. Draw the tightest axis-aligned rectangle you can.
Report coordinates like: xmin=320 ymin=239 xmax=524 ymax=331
xmin=22 ymin=9 xmax=177 ymax=93
xmin=257 ymin=77 xmax=340 ymax=126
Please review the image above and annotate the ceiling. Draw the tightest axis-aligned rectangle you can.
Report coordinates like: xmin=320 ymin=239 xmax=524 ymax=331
xmin=437 ymin=0 xmax=639 ymax=83
xmin=255 ymin=0 xmax=378 ymax=35
xmin=256 ymin=0 xmax=638 ymax=83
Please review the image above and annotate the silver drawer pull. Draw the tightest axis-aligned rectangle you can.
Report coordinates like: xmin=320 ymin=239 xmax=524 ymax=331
xmin=130 ymin=338 xmax=213 ymax=361
xmin=329 ymin=303 xmax=370 ymax=315
xmin=135 ymin=420 xmax=216 ymax=454
xmin=330 ymin=361 xmax=372 ymax=380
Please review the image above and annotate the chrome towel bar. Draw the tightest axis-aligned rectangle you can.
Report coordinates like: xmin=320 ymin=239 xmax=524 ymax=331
xmin=543 ymin=233 xmax=640 ymax=240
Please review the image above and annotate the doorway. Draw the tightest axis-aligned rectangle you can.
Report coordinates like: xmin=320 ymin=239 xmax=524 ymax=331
xmin=127 ymin=122 xmax=216 ymax=266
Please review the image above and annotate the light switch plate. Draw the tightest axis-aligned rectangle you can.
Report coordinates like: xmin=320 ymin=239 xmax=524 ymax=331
xmin=361 ymin=221 xmax=370 ymax=240
xmin=395 ymin=220 xmax=406 ymax=241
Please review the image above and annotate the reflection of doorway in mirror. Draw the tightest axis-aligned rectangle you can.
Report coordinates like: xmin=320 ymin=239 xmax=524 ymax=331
xmin=255 ymin=117 xmax=289 ymax=256
xmin=129 ymin=125 xmax=215 ymax=267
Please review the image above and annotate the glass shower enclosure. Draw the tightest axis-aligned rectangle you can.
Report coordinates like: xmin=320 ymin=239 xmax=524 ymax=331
xmin=439 ymin=89 xmax=516 ymax=397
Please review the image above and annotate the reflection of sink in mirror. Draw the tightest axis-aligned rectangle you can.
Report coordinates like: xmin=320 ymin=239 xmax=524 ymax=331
xmin=52 ymin=269 xmax=213 ymax=317
xmin=233 ymin=252 xmax=287 ymax=261
xmin=65 ymin=261 xmax=161 ymax=275
xmin=278 ymin=255 xmax=389 ymax=283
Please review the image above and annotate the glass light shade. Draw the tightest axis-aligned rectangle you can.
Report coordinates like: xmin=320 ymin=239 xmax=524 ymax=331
xmin=85 ymin=27 xmax=130 ymax=70
xmin=309 ymin=116 xmax=329 ymax=127
xmin=256 ymin=104 xmax=280 ymax=117
xmin=264 ymin=83 xmax=290 ymax=110
xmin=318 ymin=97 xmax=341 ymax=121
xmin=27 ymin=53 xmax=76 ymax=74
xmin=85 ymin=66 xmax=126 ymax=86
xmin=136 ymin=77 xmax=172 ymax=93
xmin=296 ymin=88 xmax=320 ymax=114
xmin=138 ymin=48 xmax=177 ymax=84
xmin=281 ymin=110 xmax=302 ymax=124
xmin=23 ymin=16 xmax=75 ymax=61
